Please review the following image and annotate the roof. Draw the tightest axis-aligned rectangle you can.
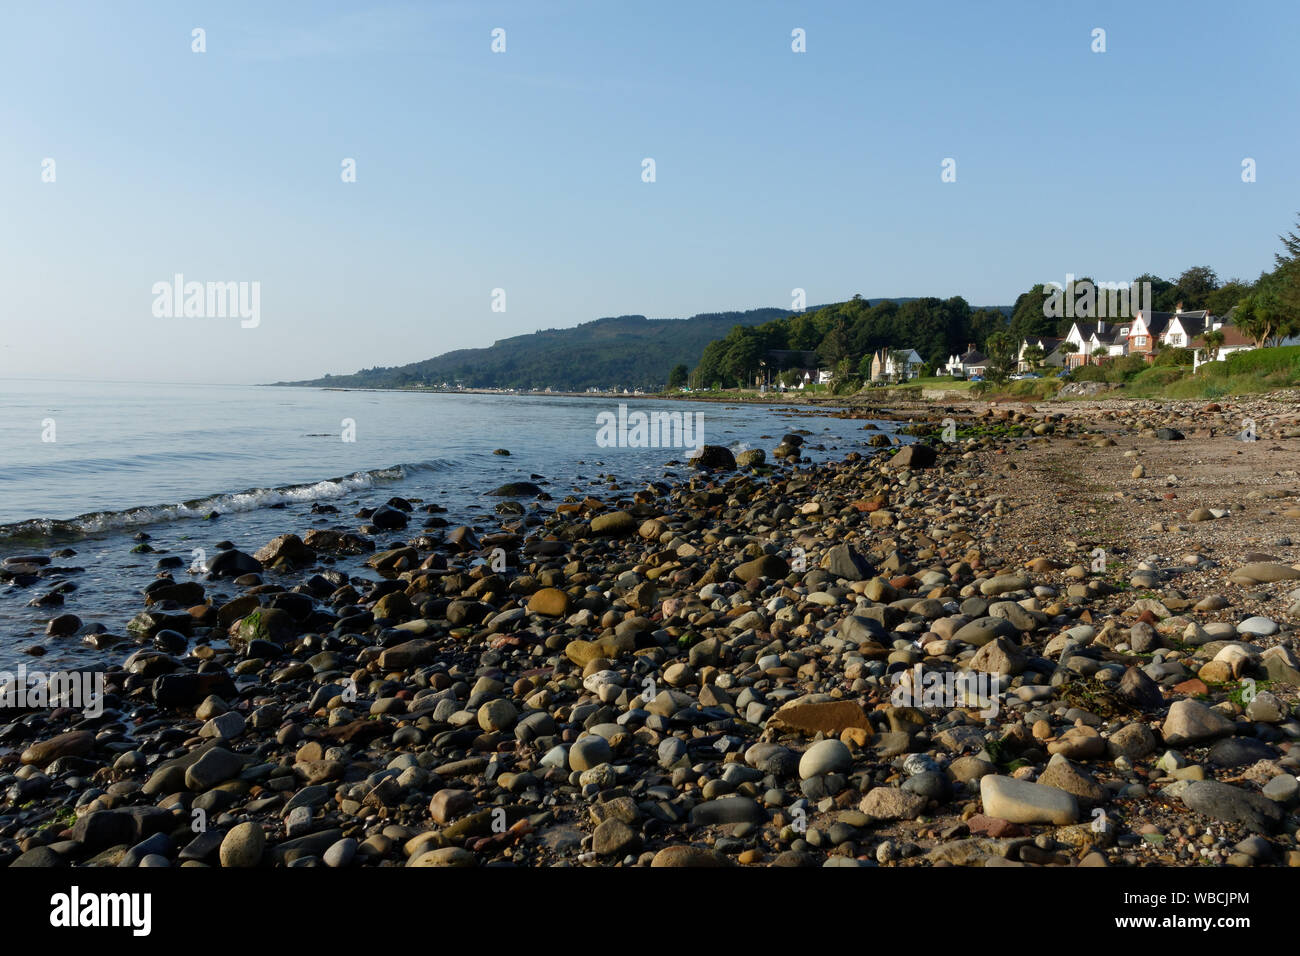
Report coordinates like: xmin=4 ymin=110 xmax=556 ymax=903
xmin=1138 ymin=313 xmax=1169 ymax=336
xmin=1192 ymin=325 xmax=1254 ymax=348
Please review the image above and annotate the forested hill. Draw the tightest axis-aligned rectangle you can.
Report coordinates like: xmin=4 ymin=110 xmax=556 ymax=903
xmin=278 ymin=309 xmax=812 ymax=390
xmin=276 ymin=300 xmax=947 ymax=390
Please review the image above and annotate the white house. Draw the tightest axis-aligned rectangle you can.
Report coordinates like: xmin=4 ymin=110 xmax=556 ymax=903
xmin=944 ymin=345 xmax=989 ymax=378
xmin=1064 ymin=320 xmax=1126 ymax=366
xmin=1017 ymin=336 xmax=1063 ymax=372
xmin=1160 ymin=309 xmax=1211 ymax=349
xmin=871 ymin=347 xmax=924 ymax=381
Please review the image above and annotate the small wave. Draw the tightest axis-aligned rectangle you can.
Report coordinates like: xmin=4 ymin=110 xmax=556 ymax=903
xmin=0 ymin=458 xmax=457 ymax=542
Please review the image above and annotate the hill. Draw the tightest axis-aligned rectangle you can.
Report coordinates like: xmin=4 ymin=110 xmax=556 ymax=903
xmin=274 ymin=308 xmax=803 ymax=391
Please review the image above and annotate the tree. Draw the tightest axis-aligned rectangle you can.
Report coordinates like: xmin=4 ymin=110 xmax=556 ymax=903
xmin=1170 ymin=266 xmax=1220 ymax=309
xmin=972 ymin=307 xmax=1009 ymax=348
xmin=985 ymin=330 xmax=1018 ymax=382
xmin=1008 ymin=284 xmax=1058 ymax=341
xmin=817 ymin=321 xmax=851 ymax=368
xmin=1200 ymin=328 xmax=1225 ymax=365
xmin=786 ymin=312 xmax=821 ymax=350
xmin=1235 ymin=281 xmax=1298 ymax=348
xmin=1133 ymin=272 xmax=1177 ymax=313
xmin=720 ymin=327 xmax=764 ymax=386
xmin=888 ymin=348 xmax=910 ymax=383
xmin=1276 ymin=210 xmax=1300 ymax=266
xmin=1272 ymin=211 xmax=1300 ymax=323
xmin=667 ymin=364 xmax=688 ymax=389
xmin=856 ymin=354 xmax=874 ymax=381
xmin=1206 ymin=279 xmax=1252 ymax=317
xmin=1021 ymin=344 xmax=1045 ymax=371
xmin=692 ymin=338 xmax=728 ymax=389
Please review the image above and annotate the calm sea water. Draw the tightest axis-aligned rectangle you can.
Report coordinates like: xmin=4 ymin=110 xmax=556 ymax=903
xmin=0 ymin=380 xmax=895 ymax=668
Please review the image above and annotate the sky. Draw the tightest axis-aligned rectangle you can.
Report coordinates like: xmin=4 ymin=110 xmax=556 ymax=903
xmin=1 ymin=0 xmax=1297 ymax=385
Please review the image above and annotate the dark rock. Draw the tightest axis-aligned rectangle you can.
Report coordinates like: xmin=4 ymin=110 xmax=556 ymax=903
xmin=1181 ymin=780 xmax=1285 ymax=833
xmin=691 ymin=445 xmax=736 ymax=470
xmin=888 ymin=444 xmax=937 ymax=469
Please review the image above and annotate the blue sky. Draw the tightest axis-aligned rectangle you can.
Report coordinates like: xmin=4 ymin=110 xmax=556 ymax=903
xmin=2 ymin=0 xmax=1297 ymax=384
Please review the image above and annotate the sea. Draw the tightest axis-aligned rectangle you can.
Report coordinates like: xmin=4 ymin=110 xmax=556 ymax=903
xmin=0 ymin=380 xmax=897 ymax=670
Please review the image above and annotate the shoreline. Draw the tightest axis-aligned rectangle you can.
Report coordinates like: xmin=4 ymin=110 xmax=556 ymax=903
xmin=3 ymin=397 xmax=1300 ymax=868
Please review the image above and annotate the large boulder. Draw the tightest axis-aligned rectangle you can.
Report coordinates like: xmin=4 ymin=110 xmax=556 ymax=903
xmin=979 ymin=774 xmax=1079 ymax=825
xmin=1180 ymin=780 xmax=1285 ymax=833
xmin=252 ymin=533 xmax=316 ymax=569
xmin=1161 ymin=699 xmax=1236 ymax=747
xmin=205 ymin=550 xmax=262 ymax=578
xmin=489 ymin=481 xmax=543 ymax=497
xmin=691 ymin=445 xmax=736 ymax=470
xmin=887 ymin=444 xmax=936 ymax=469
xmin=821 ymin=543 xmax=874 ymax=582
xmin=733 ymin=554 xmax=789 ymax=583
xmin=590 ymin=511 xmax=637 ymax=536
xmin=233 ymin=607 xmax=296 ymax=646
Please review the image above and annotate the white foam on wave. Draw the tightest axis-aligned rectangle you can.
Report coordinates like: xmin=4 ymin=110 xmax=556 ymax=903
xmin=0 ymin=459 xmax=454 ymax=541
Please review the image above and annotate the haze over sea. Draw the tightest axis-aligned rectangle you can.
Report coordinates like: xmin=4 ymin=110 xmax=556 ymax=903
xmin=0 ymin=380 xmax=891 ymax=668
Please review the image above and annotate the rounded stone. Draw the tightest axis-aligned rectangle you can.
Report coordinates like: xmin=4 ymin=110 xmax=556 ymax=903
xmin=477 ymin=698 xmax=518 ymax=732
xmin=798 ymin=739 xmax=852 ymax=780
xmin=219 ymin=821 xmax=265 ymax=868
xmin=569 ymin=735 xmax=612 ymax=772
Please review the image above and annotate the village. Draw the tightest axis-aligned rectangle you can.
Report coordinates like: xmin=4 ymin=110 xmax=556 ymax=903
xmin=747 ymin=303 xmax=1278 ymax=391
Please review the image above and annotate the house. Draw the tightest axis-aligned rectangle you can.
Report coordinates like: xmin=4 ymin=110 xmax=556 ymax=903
xmin=944 ymin=345 xmax=988 ymax=378
xmin=1122 ymin=305 xmax=1215 ymax=360
xmin=1061 ymin=321 xmax=1095 ymax=366
xmin=1191 ymin=321 xmax=1255 ymax=371
xmin=1017 ymin=336 xmax=1063 ymax=372
xmin=870 ymin=347 xmax=924 ymax=382
xmin=1160 ymin=307 xmax=1212 ymax=350
xmin=1042 ymin=342 xmax=1069 ymax=368
xmin=1064 ymin=320 xmax=1126 ymax=366
xmin=1097 ymin=322 xmax=1129 ymax=360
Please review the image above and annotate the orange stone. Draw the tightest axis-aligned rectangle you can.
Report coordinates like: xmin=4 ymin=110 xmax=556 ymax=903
xmin=767 ymin=700 xmax=874 ymax=736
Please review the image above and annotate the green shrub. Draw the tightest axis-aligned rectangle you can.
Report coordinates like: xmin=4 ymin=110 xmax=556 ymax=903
xmin=1107 ymin=354 xmax=1149 ymax=380
xmin=1070 ymin=364 xmax=1107 ymax=382
xmin=1153 ymin=347 xmax=1194 ymax=367
xmin=1226 ymin=345 xmax=1300 ymax=375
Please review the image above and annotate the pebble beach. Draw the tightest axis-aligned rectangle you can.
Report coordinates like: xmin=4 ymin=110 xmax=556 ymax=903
xmin=5 ymin=394 xmax=1300 ymax=869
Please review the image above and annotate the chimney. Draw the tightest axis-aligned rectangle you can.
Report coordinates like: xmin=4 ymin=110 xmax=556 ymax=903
xmin=1175 ymin=302 xmax=1183 ymax=314
xmin=1098 ymin=319 xmax=1105 ymax=334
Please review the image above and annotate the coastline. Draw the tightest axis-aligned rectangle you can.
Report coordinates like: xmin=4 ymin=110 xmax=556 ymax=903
xmin=4 ymin=396 xmax=1300 ymax=868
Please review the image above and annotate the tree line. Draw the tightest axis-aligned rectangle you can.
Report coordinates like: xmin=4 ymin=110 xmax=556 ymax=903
xmin=689 ymin=212 xmax=1300 ymax=389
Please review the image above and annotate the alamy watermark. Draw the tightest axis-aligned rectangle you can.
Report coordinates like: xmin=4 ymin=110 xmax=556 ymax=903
xmin=0 ymin=666 xmax=105 ymax=717
xmin=1042 ymin=275 xmax=1152 ymax=319
xmin=595 ymin=403 xmax=704 ymax=451
xmin=889 ymin=664 xmax=1000 ymax=718
xmin=151 ymin=274 xmax=260 ymax=328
